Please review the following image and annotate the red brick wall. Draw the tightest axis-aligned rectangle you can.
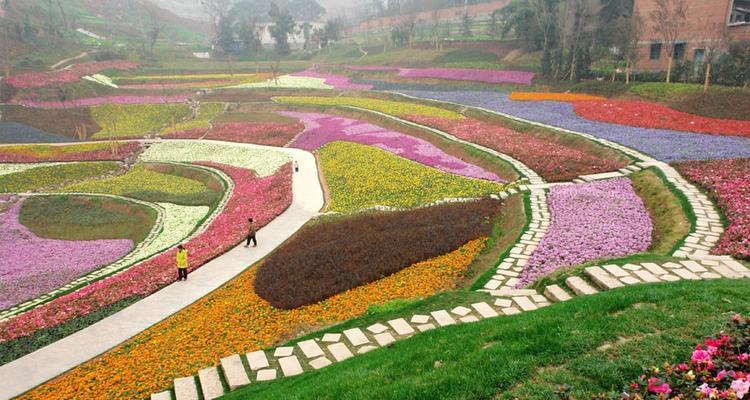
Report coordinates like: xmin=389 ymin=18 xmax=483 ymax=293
xmin=634 ymin=0 xmax=734 ymax=71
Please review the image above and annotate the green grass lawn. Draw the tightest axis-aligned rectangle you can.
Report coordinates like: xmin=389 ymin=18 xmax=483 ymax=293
xmin=19 ymin=195 xmax=157 ymax=243
xmin=0 ymin=162 xmax=121 ymax=193
xmin=222 ymin=279 xmax=750 ymax=400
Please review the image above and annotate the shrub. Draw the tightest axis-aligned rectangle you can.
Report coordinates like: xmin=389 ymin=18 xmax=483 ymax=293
xmin=254 ymin=199 xmax=501 ymax=309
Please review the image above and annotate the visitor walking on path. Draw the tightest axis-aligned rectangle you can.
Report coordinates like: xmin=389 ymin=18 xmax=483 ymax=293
xmin=294 ymin=160 xmax=299 ymax=172
xmin=245 ymin=218 xmax=257 ymax=247
xmin=176 ymin=244 xmax=189 ymax=281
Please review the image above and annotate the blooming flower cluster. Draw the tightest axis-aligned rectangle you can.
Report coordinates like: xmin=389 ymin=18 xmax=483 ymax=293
xmin=574 ymin=100 xmax=750 ymax=138
xmin=231 ymin=75 xmax=333 ymax=90
xmin=674 ymin=158 xmax=750 ymax=260
xmin=275 ymin=96 xmax=464 ymax=120
xmin=517 ymin=178 xmax=653 ymax=286
xmin=0 ymin=197 xmax=134 ymax=309
xmin=397 ymin=67 xmax=535 ymax=85
xmin=90 ymin=104 xmax=192 ymax=139
xmin=509 ymin=92 xmax=605 ymax=102
xmin=166 ymin=121 xmax=304 ymax=146
xmin=0 ymin=142 xmax=141 ymax=163
xmin=19 ymin=94 xmax=192 ymax=109
xmin=0 ymin=162 xmax=293 ymax=343
xmin=20 ymin=239 xmax=485 ymax=400
xmin=140 ymin=141 xmax=291 ymax=177
xmin=5 ymin=60 xmax=138 ymax=89
xmin=319 ymin=141 xmax=502 ymax=212
xmin=407 ymin=115 xmax=627 ymax=182
xmin=598 ymin=314 xmax=750 ymax=400
xmin=0 ymin=162 xmax=121 ymax=193
xmin=290 ymin=69 xmax=374 ymax=90
xmin=283 ymin=111 xmax=502 ymax=181
xmin=401 ymin=90 xmax=750 ymax=162
xmin=82 ymin=74 xmax=118 ymax=88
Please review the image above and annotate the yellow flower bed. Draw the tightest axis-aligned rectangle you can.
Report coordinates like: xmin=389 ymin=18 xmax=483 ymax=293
xmin=509 ymin=92 xmax=606 ymax=102
xmin=320 ymin=141 xmax=503 ymax=212
xmin=61 ymin=164 xmax=210 ymax=197
xmin=20 ymin=238 xmax=487 ymax=400
xmin=91 ymin=104 xmax=192 ymax=138
xmin=114 ymin=73 xmax=270 ymax=82
xmin=274 ymin=96 xmax=465 ymax=120
xmin=160 ymin=103 xmax=226 ymax=136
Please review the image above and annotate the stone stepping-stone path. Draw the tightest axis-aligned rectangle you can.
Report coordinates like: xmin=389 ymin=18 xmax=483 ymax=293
xmin=149 ymin=257 xmax=750 ymax=400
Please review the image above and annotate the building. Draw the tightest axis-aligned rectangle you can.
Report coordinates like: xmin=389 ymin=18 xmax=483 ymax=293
xmin=635 ymin=0 xmax=750 ymax=71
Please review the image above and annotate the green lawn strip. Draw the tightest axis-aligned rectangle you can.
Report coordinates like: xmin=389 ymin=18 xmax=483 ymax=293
xmin=471 ymin=192 xmax=531 ymax=290
xmin=318 ymin=142 xmax=504 ymax=213
xmin=160 ymin=103 xmax=227 ymax=136
xmin=0 ymin=162 xmax=121 ymax=193
xmin=59 ymin=163 xmax=222 ymax=207
xmin=221 ymin=279 xmax=750 ymax=400
xmin=630 ymin=168 xmax=692 ymax=254
xmin=19 ymin=195 xmax=157 ymax=243
xmin=0 ymin=296 xmax=141 ymax=366
xmin=283 ymin=103 xmax=520 ymax=182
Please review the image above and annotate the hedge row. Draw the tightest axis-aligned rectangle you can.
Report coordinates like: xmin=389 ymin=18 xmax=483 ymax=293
xmin=255 ymin=199 xmax=501 ymax=309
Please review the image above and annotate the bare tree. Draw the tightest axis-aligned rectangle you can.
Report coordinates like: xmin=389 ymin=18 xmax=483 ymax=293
xmin=200 ymin=0 xmax=232 ymax=39
xmin=530 ymin=0 xmax=558 ymax=78
xmin=699 ymin=19 xmax=728 ymax=92
xmin=620 ymin=9 xmax=643 ymax=84
xmin=144 ymin=9 xmax=162 ymax=54
xmin=649 ymin=0 xmax=688 ymax=83
xmin=56 ymin=0 xmax=68 ymax=30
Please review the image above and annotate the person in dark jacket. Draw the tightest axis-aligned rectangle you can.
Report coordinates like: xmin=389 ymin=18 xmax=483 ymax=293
xmin=245 ymin=218 xmax=257 ymax=247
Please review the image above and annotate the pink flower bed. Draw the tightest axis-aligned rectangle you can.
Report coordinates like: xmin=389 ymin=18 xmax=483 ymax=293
xmin=6 ymin=61 xmax=138 ymax=89
xmin=603 ymin=314 xmax=750 ymax=400
xmin=674 ymin=158 xmax=750 ymax=260
xmin=398 ymin=68 xmax=535 ymax=85
xmin=283 ymin=111 xmax=501 ymax=182
xmin=0 ymin=163 xmax=293 ymax=342
xmin=574 ymin=100 xmax=750 ymax=138
xmin=345 ymin=65 xmax=400 ymax=72
xmin=164 ymin=122 xmax=305 ymax=147
xmin=291 ymin=69 xmax=374 ymax=90
xmin=17 ymin=94 xmax=191 ymax=108
xmin=407 ymin=115 xmax=627 ymax=182
xmin=517 ymin=178 xmax=653 ymax=287
xmin=0 ymin=197 xmax=134 ymax=309
xmin=0 ymin=142 xmax=141 ymax=163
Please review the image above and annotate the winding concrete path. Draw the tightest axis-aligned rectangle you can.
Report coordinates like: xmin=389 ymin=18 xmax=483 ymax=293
xmin=0 ymin=147 xmax=324 ymax=400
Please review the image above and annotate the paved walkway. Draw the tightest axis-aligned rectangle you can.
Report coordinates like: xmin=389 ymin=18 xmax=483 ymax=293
xmin=0 ymin=147 xmax=324 ymax=400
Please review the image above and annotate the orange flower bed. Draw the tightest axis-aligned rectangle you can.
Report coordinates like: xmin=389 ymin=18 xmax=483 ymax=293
xmin=20 ymin=238 xmax=487 ymax=400
xmin=509 ymin=92 xmax=606 ymax=102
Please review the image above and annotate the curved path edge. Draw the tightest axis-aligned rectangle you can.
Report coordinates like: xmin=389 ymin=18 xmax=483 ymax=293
xmin=0 ymin=147 xmax=324 ymax=400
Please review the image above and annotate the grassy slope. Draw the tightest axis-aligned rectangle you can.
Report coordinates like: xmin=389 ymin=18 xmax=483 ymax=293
xmin=19 ymin=195 xmax=157 ymax=243
xmin=223 ymin=279 xmax=750 ymax=400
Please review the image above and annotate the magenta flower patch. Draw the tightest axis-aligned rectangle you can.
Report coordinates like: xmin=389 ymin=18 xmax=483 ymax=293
xmin=517 ymin=178 xmax=652 ymax=286
xmin=0 ymin=198 xmax=134 ymax=310
xmin=283 ymin=111 xmax=502 ymax=182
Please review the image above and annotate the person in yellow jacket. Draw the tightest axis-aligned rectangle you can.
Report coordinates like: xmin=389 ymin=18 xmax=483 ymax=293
xmin=176 ymin=244 xmax=189 ymax=281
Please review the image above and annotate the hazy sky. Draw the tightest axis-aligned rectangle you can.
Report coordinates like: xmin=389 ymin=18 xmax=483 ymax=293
xmin=152 ymin=0 xmax=354 ymax=21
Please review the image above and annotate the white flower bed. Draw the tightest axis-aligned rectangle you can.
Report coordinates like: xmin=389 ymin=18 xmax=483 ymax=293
xmin=83 ymin=74 xmax=118 ymax=88
xmin=141 ymin=141 xmax=291 ymax=176
xmin=230 ymin=74 xmax=333 ymax=90
xmin=128 ymin=202 xmax=209 ymax=261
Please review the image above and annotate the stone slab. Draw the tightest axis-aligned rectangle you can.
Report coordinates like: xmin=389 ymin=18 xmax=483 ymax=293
xmin=298 ymin=339 xmax=325 ymax=359
xmin=633 ymin=270 xmax=660 ymax=283
xmin=430 ymin=310 xmax=456 ymax=327
xmin=256 ymin=369 xmax=277 ymax=382
xmin=343 ymin=328 xmax=370 ymax=346
xmin=387 ymin=318 xmax=415 ymax=336
xmin=471 ymin=302 xmax=499 ymax=318
xmin=410 ymin=315 xmax=430 ymax=324
xmin=512 ymin=296 xmax=537 ymax=312
xmin=374 ymin=332 xmax=397 ymax=346
xmin=309 ymin=356 xmax=332 ymax=370
xmin=278 ymin=356 xmax=303 ymax=377
xmin=672 ymin=268 xmax=700 ymax=280
xmin=152 ymin=391 xmax=171 ymax=400
xmin=367 ymin=323 xmax=389 ymax=334
xmin=327 ymin=342 xmax=354 ymax=362
xmin=416 ymin=323 xmax=436 ymax=332
xmin=273 ymin=347 xmax=294 ymax=358
xmin=321 ymin=333 xmax=341 ymax=343
xmin=198 ymin=367 xmax=224 ymax=400
xmin=543 ymin=285 xmax=572 ymax=302
xmin=174 ymin=376 xmax=199 ymax=400
xmin=451 ymin=306 xmax=472 ymax=317
xmin=246 ymin=350 xmax=269 ymax=371
xmin=565 ymin=276 xmax=599 ymax=296
xmin=357 ymin=345 xmax=378 ymax=354
xmin=220 ymin=354 xmax=250 ymax=390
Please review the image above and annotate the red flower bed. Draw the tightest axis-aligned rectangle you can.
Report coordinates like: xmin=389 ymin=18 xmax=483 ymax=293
xmin=164 ymin=122 xmax=304 ymax=147
xmin=674 ymin=158 xmax=750 ymax=260
xmin=407 ymin=115 xmax=627 ymax=182
xmin=574 ymin=100 xmax=750 ymax=137
xmin=6 ymin=61 xmax=139 ymax=89
xmin=595 ymin=314 xmax=750 ymax=400
xmin=0 ymin=163 xmax=293 ymax=342
xmin=0 ymin=142 xmax=141 ymax=163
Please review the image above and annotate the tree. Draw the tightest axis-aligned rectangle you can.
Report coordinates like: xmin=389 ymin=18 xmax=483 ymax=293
xmin=300 ymin=21 xmax=312 ymax=50
xmin=649 ymin=0 xmax=688 ymax=83
xmin=201 ymin=0 xmax=232 ymax=40
xmin=461 ymin=12 xmax=472 ymax=37
xmin=145 ymin=11 xmax=161 ymax=54
xmin=616 ymin=9 xmax=643 ymax=84
xmin=268 ymin=2 xmax=295 ymax=55
xmin=498 ymin=0 xmax=538 ymax=50
xmin=530 ymin=0 xmax=558 ymax=79
xmin=216 ymin=14 xmax=235 ymax=54
xmin=239 ymin=18 xmax=263 ymax=56
xmin=699 ymin=19 xmax=728 ymax=92
xmin=322 ymin=18 xmax=342 ymax=47
xmin=56 ymin=0 xmax=68 ymax=30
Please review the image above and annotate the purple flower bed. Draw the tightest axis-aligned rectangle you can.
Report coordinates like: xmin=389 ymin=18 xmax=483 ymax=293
xmin=0 ymin=198 xmax=133 ymax=309
xmin=0 ymin=122 xmax=75 ymax=144
xmin=290 ymin=69 xmax=374 ymax=90
xmin=398 ymin=68 xmax=535 ymax=85
xmin=517 ymin=179 xmax=652 ymax=287
xmin=16 ymin=94 xmax=192 ymax=108
xmin=282 ymin=111 xmax=502 ymax=182
xmin=400 ymin=90 xmax=750 ymax=162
